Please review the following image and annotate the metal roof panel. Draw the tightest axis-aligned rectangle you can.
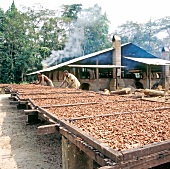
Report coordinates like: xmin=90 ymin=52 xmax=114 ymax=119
xmin=124 ymin=56 xmax=170 ymax=65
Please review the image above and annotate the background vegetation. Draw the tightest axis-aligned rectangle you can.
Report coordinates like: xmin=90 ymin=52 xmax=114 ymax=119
xmin=0 ymin=2 xmax=170 ymax=83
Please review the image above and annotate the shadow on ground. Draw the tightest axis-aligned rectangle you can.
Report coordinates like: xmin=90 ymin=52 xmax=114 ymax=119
xmin=0 ymin=94 xmax=62 ymax=169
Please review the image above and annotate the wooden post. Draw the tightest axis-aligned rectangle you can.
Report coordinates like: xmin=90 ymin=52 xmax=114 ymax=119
xmin=26 ymin=111 xmax=39 ymax=124
xmin=111 ymin=68 xmax=117 ymax=91
xmin=146 ymin=64 xmax=149 ymax=89
xmin=53 ymin=71 xmax=58 ymax=81
xmin=62 ymin=136 xmax=93 ymax=169
xmin=96 ymin=59 xmax=99 ymax=79
xmin=37 ymin=124 xmax=59 ymax=135
xmin=116 ymin=68 xmax=118 ymax=89
xmin=149 ymin=65 xmax=151 ymax=89
xmin=78 ymin=68 xmax=80 ymax=79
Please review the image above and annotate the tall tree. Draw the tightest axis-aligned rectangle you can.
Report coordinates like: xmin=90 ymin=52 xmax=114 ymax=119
xmin=0 ymin=2 xmax=42 ymax=83
xmin=82 ymin=4 xmax=111 ymax=55
xmin=114 ymin=20 xmax=163 ymax=57
xmin=43 ymin=4 xmax=111 ymax=66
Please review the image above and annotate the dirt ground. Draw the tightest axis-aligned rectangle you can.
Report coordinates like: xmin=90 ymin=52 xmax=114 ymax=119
xmin=0 ymin=94 xmax=62 ymax=169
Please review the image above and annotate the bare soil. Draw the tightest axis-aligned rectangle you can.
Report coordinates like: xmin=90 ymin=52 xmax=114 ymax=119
xmin=0 ymin=94 xmax=62 ymax=169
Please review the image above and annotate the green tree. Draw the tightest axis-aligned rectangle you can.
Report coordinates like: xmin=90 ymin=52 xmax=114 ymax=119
xmin=156 ymin=16 xmax=170 ymax=49
xmin=81 ymin=4 xmax=111 ymax=55
xmin=114 ymin=20 xmax=163 ymax=57
xmin=0 ymin=2 xmax=42 ymax=83
xmin=43 ymin=4 xmax=111 ymax=66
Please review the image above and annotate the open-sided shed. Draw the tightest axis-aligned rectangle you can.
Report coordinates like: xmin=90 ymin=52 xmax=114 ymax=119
xmin=27 ymin=36 xmax=170 ymax=91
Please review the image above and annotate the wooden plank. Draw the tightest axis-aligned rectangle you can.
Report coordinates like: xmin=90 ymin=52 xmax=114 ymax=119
xmin=24 ymin=110 xmax=40 ymax=115
xmin=18 ymin=91 xmax=83 ymax=95
xmin=41 ymin=102 xmax=99 ymax=108
xmin=98 ymin=149 xmax=170 ymax=169
xmin=98 ymin=167 xmax=117 ymax=169
xmin=38 ymin=113 xmax=56 ymax=124
xmin=28 ymin=98 xmax=38 ymax=108
xmin=8 ymin=96 xmax=16 ymax=100
xmin=10 ymin=101 xmax=20 ymax=105
xmin=11 ymin=93 xmax=17 ymax=96
xmin=19 ymin=101 xmax=28 ymax=105
xmin=37 ymin=124 xmax=60 ymax=135
xmin=31 ymin=95 xmax=96 ymax=100
xmin=60 ymin=127 xmax=115 ymax=167
xmin=122 ymin=139 xmax=170 ymax=161
xmin=123 ymin=149 xmax=170 ymax=169
xmin=68 ymin=112 xmax=130 ymax=121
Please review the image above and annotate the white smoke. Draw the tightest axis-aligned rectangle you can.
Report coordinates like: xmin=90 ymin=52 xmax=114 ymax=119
xmin=42 ymin=6 xmax=100 ymax=67
xmin=42 ymin=14 xmax=86 ymax=66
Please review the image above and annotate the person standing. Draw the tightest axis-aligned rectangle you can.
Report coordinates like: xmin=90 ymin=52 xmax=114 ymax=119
xmin=60 ymin=70 xmax=80 ymax=89
xmin=36 ymin=73 xmax=54 ymax=87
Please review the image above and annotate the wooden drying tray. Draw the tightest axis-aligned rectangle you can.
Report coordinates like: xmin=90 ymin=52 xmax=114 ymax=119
xmin=34 ymin=106 xmax=170 ymax=168
xmin=66 ymin=105 xmax=170 ymax=122
xmin=35 ymin=106 xmax=121 ymax=166
xmin=9 ymin=91 xmax=99 ymax=106
xmin=28 ymin=97 xmax=99 ymax=109
xmin=17 ymin=93 xmax=97 ymax=101
xmin=12 ymin=91 xmax=85 ymax=102
xmin=27 ymin=97 xmax=140 ymax=110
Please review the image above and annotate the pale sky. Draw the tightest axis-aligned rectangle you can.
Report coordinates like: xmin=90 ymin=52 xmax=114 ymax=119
xmin=1 ymin=0 xmax=170 ymax=34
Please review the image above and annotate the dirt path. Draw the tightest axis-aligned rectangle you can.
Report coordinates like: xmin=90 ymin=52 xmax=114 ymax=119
xmin=0 ymin=94 xmax=62 ymax=169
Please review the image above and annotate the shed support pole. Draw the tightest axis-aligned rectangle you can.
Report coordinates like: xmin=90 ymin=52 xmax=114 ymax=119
xmin=162 ymin=65 xmax=167 ymax=89
xmin=78 ymin=68 xmax=80 ymax=79
xmin=149 ymin=65 xmax=151 ymax=89
xmin=110 ymin=68 xmax=117 ymax=91
xmin=116 ymin=68 xmax=118 ymax=89
xmin=62 ymin=136 xmax=93 ymax=169
xmin=146 ymin=64 xmax=149 ymax=89
xmin=96 ymin=68 xmax=99 ymax=79
xmin=27 ymin=112 xmax=39 ymax=124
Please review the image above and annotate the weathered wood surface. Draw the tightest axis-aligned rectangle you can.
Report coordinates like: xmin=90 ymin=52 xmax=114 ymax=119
xmin=60 ymin=127 xmax=115 ymax=167
xmin=37 ymin=107 xmax=123 ymax=163
xmin=110 ymin=88 xmax=131 ymax=95
xmin=143 ymin=89 xmax=165 ymax=97
xmin=37 ymin=124 xmax=59 ymax=135
xmin=24 ymin=109 xmax=39 ymax=115
xmin=98 ymin=149 xmax=170 ymax=169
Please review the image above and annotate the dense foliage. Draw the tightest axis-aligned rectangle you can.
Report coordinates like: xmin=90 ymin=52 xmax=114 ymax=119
xmin=113 ymin=18 xmax=170 ymax=57
xmin=0 ymin=2 xmax=170 ymax=83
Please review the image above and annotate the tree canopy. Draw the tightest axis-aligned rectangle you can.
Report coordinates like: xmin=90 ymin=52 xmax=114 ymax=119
xmin=0 ymin=2 xmax=170 ymax=84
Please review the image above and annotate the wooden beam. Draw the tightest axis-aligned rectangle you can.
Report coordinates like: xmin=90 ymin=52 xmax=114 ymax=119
xmin=8 ymin=96 xmax=16 ymax=100
xmin=24 ymin=110 xmax=40 ymax=115
xmin=37 ymin=124 xmax=60 ymax=135
xmin=19 ymin=101 xmax=28 ymax=105
xmin=38 ymin=113 xmax=56 ymax=124
xmin=68 ymin=112 xmax=130 ymax=121
xmin=41 ymin=102 xmax=98 ymax=108
xmin=60 ymin=127 xmax=114 ymax=167
xmin=122 ymin=139 xmax=170 ymax=161
xmin=10 ymin=101 xmax=20 ymax=105
xmin=98 ymin=149 xmax=170 ymax=169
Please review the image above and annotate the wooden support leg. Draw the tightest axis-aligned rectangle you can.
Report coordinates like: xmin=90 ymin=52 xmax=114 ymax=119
xmin=62 ymin=136 xmax=93 ymax=169
xmin=26 ymin=111 xmax=39 ymax=124
xmin=16 ymin=101 xmax=28 ymax=109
